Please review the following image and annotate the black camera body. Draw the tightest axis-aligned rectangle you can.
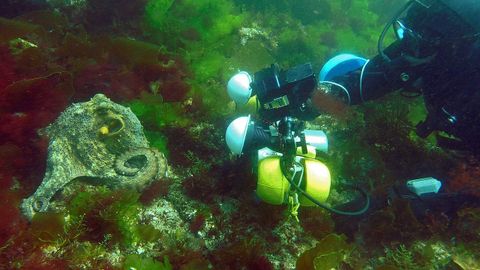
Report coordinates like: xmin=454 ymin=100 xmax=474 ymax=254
xmin=251 ymin=63 xmax=318 ymax=121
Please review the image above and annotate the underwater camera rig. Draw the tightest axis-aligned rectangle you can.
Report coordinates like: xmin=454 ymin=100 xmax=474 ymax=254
xmin=225 ymin=63 xmax=370 ymax=219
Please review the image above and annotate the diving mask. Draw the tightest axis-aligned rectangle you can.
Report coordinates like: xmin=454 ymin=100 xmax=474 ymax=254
xmin=378 ymin=0 xmax=479 ymax=62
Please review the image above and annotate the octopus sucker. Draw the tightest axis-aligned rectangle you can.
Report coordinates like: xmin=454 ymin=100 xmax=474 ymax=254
xmin=114 ymin=147 xmax=167 ymax=190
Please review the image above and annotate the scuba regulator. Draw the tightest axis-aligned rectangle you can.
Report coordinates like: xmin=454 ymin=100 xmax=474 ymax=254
xmin=225 ymin=63 xmax=370 ymax=220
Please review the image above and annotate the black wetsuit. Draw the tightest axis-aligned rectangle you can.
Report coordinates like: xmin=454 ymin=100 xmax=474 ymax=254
xmin=332 ymin=0 xmax=480 ymax=153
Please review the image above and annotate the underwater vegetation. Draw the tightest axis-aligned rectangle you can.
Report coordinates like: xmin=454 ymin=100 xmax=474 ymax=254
xmin=0 ymin=0 xmax=480 ymax=269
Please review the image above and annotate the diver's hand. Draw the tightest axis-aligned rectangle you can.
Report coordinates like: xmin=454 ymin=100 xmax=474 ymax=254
xmin=309 ymin=84 xmax=350 ymax=119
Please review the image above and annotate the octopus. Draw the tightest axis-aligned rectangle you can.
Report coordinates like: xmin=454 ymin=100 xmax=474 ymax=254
xmin=21 ymin=94 xmax=168 ymax=220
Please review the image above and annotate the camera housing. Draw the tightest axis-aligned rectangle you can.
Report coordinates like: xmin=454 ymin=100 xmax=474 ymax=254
xmin=251 ymin=63 xmax=318 ymax=121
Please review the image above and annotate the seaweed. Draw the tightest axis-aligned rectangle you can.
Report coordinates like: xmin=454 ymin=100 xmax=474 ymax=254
xmin=0 ymin=190 xmax=27 ymax=248
xmin=123 ymin=254 xmax=172 ymax=270
xmin=0 ymin=72 xmax=74 ymax=121
xmin=0 ymin=45 xmax=17 ymax=88
xmin=0 ymin=17 xmax=40 ymax=43
xmin=139 ymin=178 xmax=172 ymax=206
xmin=383 ymin=245 xmax=421 ymax=270
xmin=208 ymin=239 xmax=274 ymax=270
xmin=67 ymin=188 xmax=144 ymax=247
xmin=447 ymin=158 xmax=480 ymax=197
xmin=144 ymin=0 xmax=244 ymax=113
xmin=298 ymin=208 xmax=335 ymax=240
xmin=454 ymin=208 xmax=480 ymax=247
xmin=82 ymin=0 xmax=148 ymax=33
xmin=358 ymin=198 xmax=429 ymax=248
xmin=296 ymin=233 xmax=352 ymax=270
xmin=291 ymin=0 xmax=333 ymax=25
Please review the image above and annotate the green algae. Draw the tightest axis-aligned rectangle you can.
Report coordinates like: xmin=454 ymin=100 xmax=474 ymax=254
xmin=144 ymin=0 xmax=245 ymax=113
xmin=124 ymin=254 xmax=172 ymax=270
xmin=67 ymin=187 xmax=144 ymax=247
xmin=144 ymin=0 xmax=175 ymax=28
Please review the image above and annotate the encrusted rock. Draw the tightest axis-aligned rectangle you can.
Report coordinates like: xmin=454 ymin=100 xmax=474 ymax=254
xmin=21 ymin=94 xmax=168 ymax=220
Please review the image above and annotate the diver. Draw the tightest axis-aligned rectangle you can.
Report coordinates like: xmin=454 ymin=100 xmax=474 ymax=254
xmin=225 ymin=0 xmax=480 ymax=229
xmin=317 ymin=0 xmax=480 ymax=153
xmin=311 ymin=0 xmax=480 ymax=232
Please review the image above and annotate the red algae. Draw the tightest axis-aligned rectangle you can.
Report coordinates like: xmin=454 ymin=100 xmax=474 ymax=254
xmin=0 ymin=17 xmax=40 ymax=43
xmin=0 ymin=190 xmax=27 ymax=247
xmin=139 ymin=178 xmax=171 ymax=206
xmin=208 ymin=240 xmax=274 ymax=270
xmin=447 ymin=158 xmax=480 ymax=197
xmin=73 ymin=63 xmax=148 ymax=102
xmin=189 ymin=213 xmax=206 ymax=234
xmin=30 ymin=212 xmax=66 ymax=243
xmin=0 ymin=45 xmax=16 ymax=89
xmin=0 ymin=72 xmax=74 ymax=119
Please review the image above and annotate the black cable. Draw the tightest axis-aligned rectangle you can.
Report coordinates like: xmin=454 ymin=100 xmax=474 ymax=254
xmin=282 ymin=160 xmax=371 ymax=216
xmin=378 ymin=0 xmax=416 ymax=62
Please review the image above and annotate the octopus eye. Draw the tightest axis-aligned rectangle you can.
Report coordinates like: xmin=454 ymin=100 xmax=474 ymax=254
xmin=105 ymin=118 xmax=124 ymax=134
xmin=97 ymin=112 xmax=125 ymax=136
